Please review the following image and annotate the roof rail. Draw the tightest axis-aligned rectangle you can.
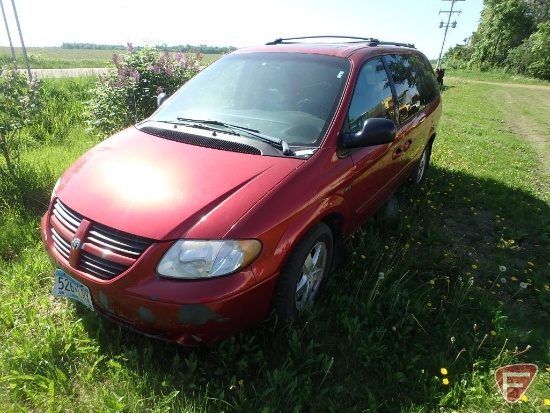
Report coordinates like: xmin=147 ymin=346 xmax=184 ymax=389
xmin=266 ymin=36 xmax=415 ymax=48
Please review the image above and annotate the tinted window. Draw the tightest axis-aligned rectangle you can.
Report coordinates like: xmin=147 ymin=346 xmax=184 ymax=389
xmin=385 ymin=54 xmax=439 ymax=124
xmin=348 ymin=58 xmax=394 ymax=133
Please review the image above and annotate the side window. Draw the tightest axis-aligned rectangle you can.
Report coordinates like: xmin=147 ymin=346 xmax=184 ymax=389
xmin=347 ymin=58 xmax=394 ymax=133
xmin=385 ymin=54 xmax=439 ymax=124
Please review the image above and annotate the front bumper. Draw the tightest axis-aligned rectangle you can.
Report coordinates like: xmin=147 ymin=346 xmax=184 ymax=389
xmin=41 ymin=211 xmax=278 ymax=346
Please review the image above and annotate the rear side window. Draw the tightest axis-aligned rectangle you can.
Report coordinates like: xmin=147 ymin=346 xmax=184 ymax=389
xmin=348 ymin=58 xmax=394 ymax=133
xmin=385 ymin=54 xmax=439 ymax=124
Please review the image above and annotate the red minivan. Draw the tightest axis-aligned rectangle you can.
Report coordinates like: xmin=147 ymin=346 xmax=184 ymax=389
xmin=41 ymin=36 xmax=442 ymax=345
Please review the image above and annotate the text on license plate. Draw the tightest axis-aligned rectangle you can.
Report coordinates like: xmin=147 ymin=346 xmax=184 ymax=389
xmin=53 ymin=269 xmax=94 ymax=311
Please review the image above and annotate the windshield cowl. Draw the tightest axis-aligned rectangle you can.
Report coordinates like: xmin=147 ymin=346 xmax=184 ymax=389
xmin=136 ymin=121 xmax=305 ymax=158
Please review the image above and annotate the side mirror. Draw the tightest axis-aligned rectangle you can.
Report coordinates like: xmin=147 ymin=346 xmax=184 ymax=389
xmin=157 ymin=92 xmax=167 ymax=107
xmin=341 ymin=118 xmax=396 ymax=149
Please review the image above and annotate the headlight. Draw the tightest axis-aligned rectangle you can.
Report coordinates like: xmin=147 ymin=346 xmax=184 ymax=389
xmin=157 ymin=239 xmax=262 ymax=279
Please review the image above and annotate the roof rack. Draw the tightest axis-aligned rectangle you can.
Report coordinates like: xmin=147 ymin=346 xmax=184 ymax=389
xmin=266 ymin=36 xmax=415 ymax=48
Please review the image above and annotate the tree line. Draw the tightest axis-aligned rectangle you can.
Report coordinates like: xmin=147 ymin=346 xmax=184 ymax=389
xmin=61 ymin=43 xmax=237 ymax=54
xmin=444 ymin=0 xmax=550 ymax=80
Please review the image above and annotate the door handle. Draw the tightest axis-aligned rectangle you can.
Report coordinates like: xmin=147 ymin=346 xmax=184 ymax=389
xmin=392 ymin=148 xmax=403 ymax=160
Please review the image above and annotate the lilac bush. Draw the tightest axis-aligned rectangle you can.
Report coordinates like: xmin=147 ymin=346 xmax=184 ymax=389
xmin=87 ymin=44 xmax=202 ymax=138
xmin=0 ymin=64 xmax=41 ymax=180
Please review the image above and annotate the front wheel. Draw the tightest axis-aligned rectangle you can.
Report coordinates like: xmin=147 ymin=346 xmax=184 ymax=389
xmin=409 ymin=143 xmax=432 ymax=185
xmin=272 ymin=222 xmax=333 ymax=322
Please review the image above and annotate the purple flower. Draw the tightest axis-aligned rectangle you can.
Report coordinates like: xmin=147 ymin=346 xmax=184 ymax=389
xmin=127 ymin=42 xmax=134 ymax=53
xmin=174 ymin=51 xmax=183 ymax=62
xmin=153 ymin=65 xmax=161 ymax=74
xmin=130 ymin=68 xmax=140 ymax=83
xmin=146 ymin=63 xmax=154 ymax=71
xmin=166 ymin=64 xmax=173 ymax=77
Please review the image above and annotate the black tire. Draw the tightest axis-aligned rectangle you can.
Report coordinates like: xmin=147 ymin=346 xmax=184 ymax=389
xmin=272 ymin=222 xmax=333 ymax=322
xmin=409 ymin=143 xmax=432 ymax=185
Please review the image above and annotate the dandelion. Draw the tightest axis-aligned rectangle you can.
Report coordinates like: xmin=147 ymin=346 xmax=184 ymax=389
xmin=511 ymin=276 xmax=518 ymax=281
xmin=520 ymin=394 xmax=528 ymax=402
xmin=544 ymin=398 xmax=550 ymax=406
xmin=500 ymin=278 xmax=506 ymax=284
xmin=491 ymin=330 xmax=497 ymax=336
xmin=527 ymin=261 xmax=534 ymax=267
xmin=546 ymin=367 xmax=550 ymax=373
xmin=378 ymin=272 xmax=385 ymax=280
xmin=429 ymin=279 xmax=435 ymax=285
xmin=440 ymin=368 xmax=448 ymax=375
xmin=472 ymin=264 xmax=478 ymax=270
xmin=520 ymin=282 xmax=528 ymax=289
xmin=499 ymin=266 xmax=507 ymax=272
xmin=442 ymin=378 xmax=449 ymax=385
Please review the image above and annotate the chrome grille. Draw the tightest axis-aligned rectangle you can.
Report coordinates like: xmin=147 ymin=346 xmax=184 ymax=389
xmin=50 ymin=199 xmax=153 ymax=280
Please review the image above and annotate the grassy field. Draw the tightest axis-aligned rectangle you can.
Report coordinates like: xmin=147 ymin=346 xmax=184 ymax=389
xmin=0 ymin=46 xmax=222 ymax=69
xmin=0 ymin=72 xmax=549 ymax=412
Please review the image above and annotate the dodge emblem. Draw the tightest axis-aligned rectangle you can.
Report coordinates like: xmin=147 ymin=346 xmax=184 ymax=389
xmin=71 ymin=237 xmax=81 ymax=250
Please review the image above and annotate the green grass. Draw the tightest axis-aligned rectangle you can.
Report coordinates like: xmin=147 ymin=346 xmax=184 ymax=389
xmin=0 ymin=47 xmax=222 ymax=69
xmin=0 ymin=75 xmax=549 ymax=412
xmin=446 ymin=68 xmax=550 ymax=86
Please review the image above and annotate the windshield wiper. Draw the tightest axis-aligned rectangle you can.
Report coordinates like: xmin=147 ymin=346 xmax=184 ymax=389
xmin=176 ymin=118 xmax=292 ymax=155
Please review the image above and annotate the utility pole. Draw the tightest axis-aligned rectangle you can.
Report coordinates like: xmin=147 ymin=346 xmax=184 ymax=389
xmin=436 ymin=0 xmax=464 ymax=69
xmin=0 ymin=0 xmax=17 ymax=62
xmin=10 ymin=0 xmax=32 ymax=80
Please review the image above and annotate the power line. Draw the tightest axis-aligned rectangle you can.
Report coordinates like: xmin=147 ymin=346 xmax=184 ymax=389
xmin=436 ymin=0 xmax=464 ymax=69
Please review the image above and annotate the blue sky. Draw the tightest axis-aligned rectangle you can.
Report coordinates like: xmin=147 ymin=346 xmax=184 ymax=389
xmin=1 ymin=0 xmax=484 ymax=59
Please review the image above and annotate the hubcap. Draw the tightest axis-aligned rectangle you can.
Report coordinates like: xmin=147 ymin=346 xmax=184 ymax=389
xmin=416 ymin=148 xmax=428 ymax=181
xmin=295 ymin=241 xmax=328 ymax=311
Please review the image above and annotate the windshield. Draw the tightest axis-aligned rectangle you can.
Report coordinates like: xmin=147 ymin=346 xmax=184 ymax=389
xmin=150 ymin=52 xmax=350 ymax=149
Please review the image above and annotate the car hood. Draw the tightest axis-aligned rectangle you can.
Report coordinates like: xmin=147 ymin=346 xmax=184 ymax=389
xmin=55 ymin=126 xmax=302 ymax=240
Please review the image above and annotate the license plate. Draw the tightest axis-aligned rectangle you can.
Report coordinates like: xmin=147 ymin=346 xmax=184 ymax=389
xmin=53 ymin=269 xmax=94 ymax=311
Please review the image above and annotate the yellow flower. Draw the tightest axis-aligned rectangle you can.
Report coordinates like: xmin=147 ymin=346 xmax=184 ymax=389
xmin=472 ymin=264 xmax=478 ymax=270
xmin=429 ymin=279 xmax=435 ymax=285
xmin=520 ymin=394 xmax=528 ymax=402
xmin=546 ymin=367 xmax=550 ymax=373
xmin=442 ymin=378 xmax=449 ymax=385
xmin=440 ymin=368 xmax=448 ymax=375
xmin=544 ymin=398 xmax=550 ymax=406
xmin=527 ymin=261 xmax=534 ymax=267
xmin=511 ymin=276 xmax=518 ymax=281
xmin=490 ymin=330 xmax=497 ymax=336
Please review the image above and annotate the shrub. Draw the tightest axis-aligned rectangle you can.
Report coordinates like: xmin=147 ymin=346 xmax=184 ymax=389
xmin=0 ymin=64 xmax=41 ymax=181
xmin=86 ymin=43 xmax=202 ymax=138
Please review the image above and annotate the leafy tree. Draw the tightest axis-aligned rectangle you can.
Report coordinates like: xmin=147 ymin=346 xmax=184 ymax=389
xmin=0 ymin=65 xmax=41 ymax=180
xmin=86 ymin=44 xmax=202 ymax=138
xmin=526 ymin=20 xmax=550 ymax=79
xmin=470 ymin=0 xmax=534 ymax=68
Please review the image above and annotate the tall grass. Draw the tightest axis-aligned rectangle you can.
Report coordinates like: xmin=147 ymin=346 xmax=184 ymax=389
xmin=0 ymin=75 xmax=549 ymax=412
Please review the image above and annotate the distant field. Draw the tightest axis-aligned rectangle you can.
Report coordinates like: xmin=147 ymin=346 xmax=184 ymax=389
xmin=0 ymin=47 xmax=221 ymax=69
